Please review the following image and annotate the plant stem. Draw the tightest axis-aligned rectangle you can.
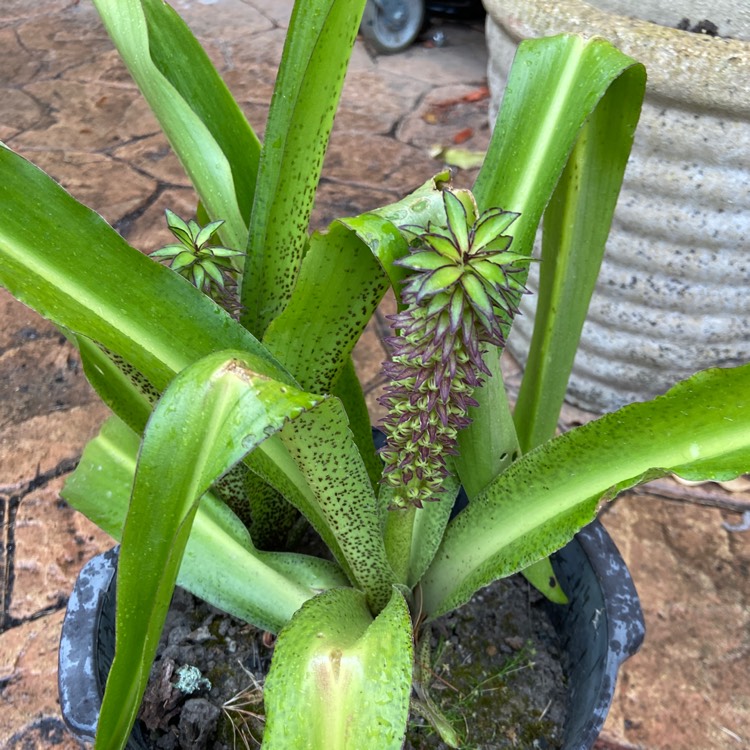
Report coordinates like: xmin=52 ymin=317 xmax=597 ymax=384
xmin=384 ymin=504 xmax=417 ymax=585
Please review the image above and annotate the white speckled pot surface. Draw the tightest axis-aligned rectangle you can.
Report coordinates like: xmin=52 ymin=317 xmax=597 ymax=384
xmin=484 ymin=0 xmax=750 ymax=412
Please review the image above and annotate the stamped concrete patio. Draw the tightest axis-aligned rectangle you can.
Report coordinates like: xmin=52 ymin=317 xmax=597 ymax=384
xmin=1 ymin=1 xmax=748 ymax=748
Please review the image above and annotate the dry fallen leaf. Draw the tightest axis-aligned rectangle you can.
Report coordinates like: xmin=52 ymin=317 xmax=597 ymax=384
xmin=429 ymin=144 xmax=486 ymax=170
xmin=451 ymin=127 xmax=474 ymax=144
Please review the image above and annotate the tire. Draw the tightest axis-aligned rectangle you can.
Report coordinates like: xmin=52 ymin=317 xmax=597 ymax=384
xmin=360 ymin=0 xmax=426 ymax=54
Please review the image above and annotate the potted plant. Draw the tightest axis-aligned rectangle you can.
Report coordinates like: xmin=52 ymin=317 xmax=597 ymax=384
xmin=483 ymin=0 xmax=750 ymax=412
xmin=58 ymin=518 xmax=644 ymax=748
xmin=1 ymin=1 xmax=749 ymax=749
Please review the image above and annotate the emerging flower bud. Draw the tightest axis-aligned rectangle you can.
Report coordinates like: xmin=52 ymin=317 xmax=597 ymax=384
xmin=151 ymin=209 xmax=245 ymax=313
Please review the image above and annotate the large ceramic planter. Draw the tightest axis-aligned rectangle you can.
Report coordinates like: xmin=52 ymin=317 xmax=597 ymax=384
xmin=484 ymin=0 xmax=750 ymax=412
xmin=58 ymin=520 xmax=644 ymax=749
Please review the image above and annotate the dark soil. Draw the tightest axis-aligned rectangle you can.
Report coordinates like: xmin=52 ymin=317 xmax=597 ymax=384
xmin=138 ymin=575 xmax=566 ymax=749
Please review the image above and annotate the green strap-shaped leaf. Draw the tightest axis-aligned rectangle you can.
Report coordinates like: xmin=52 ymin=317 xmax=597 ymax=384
xmin=259 ymin=174 xmax=458 ymax=417
xmin=279 ymin=399 xmax=396 ymax=612
xmin=454 ymin=36 xmax=644 ymax=601
xmin=263 ymin=587 xmax=413 ymax=750
xmin=451 ymin=354 xmax=566 ymax=602
xmin=262 ymin=218 xmax=397 ymax=393
xmin=63 ymin=416 xmax=346 ymax=630
xmin=0 ymin=145 xmax=286 ymax=392
xmin=93 ymin=351 xmax=324 ymax=750
xmin=474 ymin=35 xmax=644 ymax=262
xmin=383 ymin=472 xmax=460 ymax=589
xmin=460 ymin=35 xmax=645 ymax=455
xmin=331 ymin=356 xmax=383 ymax=492
xmin=513 ymin=56 xmax=646 ymax=451
xmin=75 ymin=336 xmax=157 ymax=434
xmin=241 ymin=0 xmax=367 ymax=335
xmin=454 ymin=350 xmax=520 ymax=498
xmin=91 ymin=0 xmax=259 ymax=249
xmin=406 ymin=474 xmax=460 ymax=588
xmin=421 ymin=364 xmax=750 ymax=619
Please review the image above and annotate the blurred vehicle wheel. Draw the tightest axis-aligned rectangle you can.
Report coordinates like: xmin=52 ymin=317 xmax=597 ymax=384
xmin=361 ymin=0 xmax=426 ymax=54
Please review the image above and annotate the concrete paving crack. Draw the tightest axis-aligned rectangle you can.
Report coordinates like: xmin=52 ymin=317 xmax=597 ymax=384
xmin=1 ymin=594 xmax=70 ymax=635
xmin=1 ymin=456 xmax=80 ymax=634
xmin=112 ymin=182 xmax=168 ymax=239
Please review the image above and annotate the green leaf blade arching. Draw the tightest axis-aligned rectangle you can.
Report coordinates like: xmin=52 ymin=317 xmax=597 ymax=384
xmin=474 ymin=35 xmax=644 ymax=263
xmin=421 ymin=364 xmax=750 ymax=619
xmin=279 ymin=399 xmax=397 ymax=613
xmin=512 ymin=52 xmax=646 ymax=452
xmin=241 ymin=0 xmax=367 ymax=335
xmin=262 ymin=218 xmax=396 ymax=394
xmin=62 ymin=415 xmax=347 ymax=632
xmin=450 ymin=34 xmax=644 ymax=605
xmin=263 ymin=588 xmax=413 ymax=750
xmin=93 ymin=351 xmax=323 ymax=750
xmin=91 ymin=0 xmax=260 ymax=249
xmin=0 ymin=146 xmax=285 ymax=394
xmin=459 ymin=35 xmax=645 ymax=462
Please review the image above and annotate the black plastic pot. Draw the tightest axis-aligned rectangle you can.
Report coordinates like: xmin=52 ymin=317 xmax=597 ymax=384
xmin=547 ymin=520 xmax=645 ymax=748
xmin=59 ymin=520 xmax=644 ymax=749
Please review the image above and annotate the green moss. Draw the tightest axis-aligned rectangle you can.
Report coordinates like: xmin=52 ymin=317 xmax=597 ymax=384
xmin=406 ymin=648 xmax=562 ymax=748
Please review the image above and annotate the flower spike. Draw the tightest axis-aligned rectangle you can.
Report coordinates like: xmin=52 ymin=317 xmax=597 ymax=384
xmin=379 ymin=189 xmax=529 ymax=509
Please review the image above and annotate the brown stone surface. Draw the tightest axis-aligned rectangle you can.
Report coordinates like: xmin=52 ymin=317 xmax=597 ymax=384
xmin=1 ymin=611 xmax=77 ymax=744
xmin=1 ymin=1 xmax=748 ymax=749
xmin=600 ymin=496 xmax=750 ymax=750
xmin=0 ymin=290 xmax=114 ymax=747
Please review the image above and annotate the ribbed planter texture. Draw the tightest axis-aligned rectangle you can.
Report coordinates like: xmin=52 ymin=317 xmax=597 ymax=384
xmin=483 ymin=0 xmax=750 ymax=412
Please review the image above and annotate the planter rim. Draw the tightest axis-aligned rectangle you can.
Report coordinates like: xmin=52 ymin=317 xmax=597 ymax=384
xmin=482 ymin=0 xmax=750 ymax=114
